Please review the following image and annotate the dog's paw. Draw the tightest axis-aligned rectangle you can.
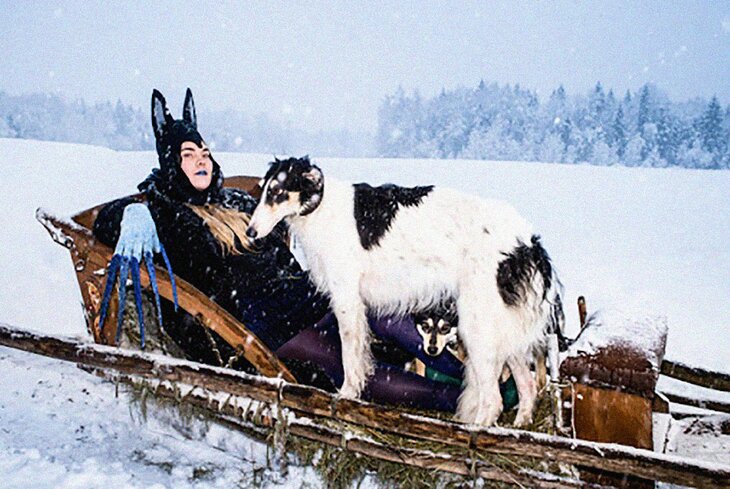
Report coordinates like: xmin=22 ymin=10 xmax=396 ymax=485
xmin=338 ymin=382 xmax=362 ymax=399
xmin=513 ymin=411 xmax=533 ymax=428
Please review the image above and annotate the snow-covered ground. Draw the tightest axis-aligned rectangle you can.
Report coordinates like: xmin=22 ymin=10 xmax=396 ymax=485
xmin=1 ymin=138 xmax=729 ymax=487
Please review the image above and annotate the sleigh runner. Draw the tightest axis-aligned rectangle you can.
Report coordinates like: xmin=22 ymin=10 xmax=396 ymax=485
xmin=9 ymin=174 xmax=729 ymax=488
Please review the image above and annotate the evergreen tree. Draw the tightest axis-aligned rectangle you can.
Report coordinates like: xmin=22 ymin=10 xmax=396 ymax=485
xmin=536 ymin=133 xmax=565 ymax=164
xmin=624 ymin=134 xmax=645 ymax=167
xmin=0 ymin=115 xmax=12 ymax=137
xmin=698 ymin=96 xmax=724 ymax=161
xmin=558 ymin=116 xmax=573 ymax=153
xmin=677 ymin=138 xmax=714 ymax=169
xmin=591 ymin=139 xmax=619 ymax=166
xmin=654 ymin=107 xmax=679 ymax=166
xmin=376 ymin=86 xmax=424 ymax=157
xmin=612 ymin=105 xmax=628 ymax=158
xmin=588 ymin=81 xmax=607 ymax=131
xmin=638 ymin=84 xmax=652 ymax=131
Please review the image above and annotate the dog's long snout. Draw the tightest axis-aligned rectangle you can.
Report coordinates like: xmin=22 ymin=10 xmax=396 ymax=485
xmin=246 ymin=227 xmax=258 ymax=240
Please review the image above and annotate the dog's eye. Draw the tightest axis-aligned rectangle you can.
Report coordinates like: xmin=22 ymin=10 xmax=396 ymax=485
xmin=418 ymin=322 xmax=432 ymax=333
xmin=439 ymin=322 xmax=452 ymax=334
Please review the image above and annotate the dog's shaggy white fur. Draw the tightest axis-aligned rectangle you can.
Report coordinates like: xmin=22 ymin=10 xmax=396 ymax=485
xmin=247 ymin=158 xmax=561 ymax=426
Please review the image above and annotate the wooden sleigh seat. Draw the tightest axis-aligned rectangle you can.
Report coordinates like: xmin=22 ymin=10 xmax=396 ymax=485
xmin=36 ymin=175 xmax=297 ymax=383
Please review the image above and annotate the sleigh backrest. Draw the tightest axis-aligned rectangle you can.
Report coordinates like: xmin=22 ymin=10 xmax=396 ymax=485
xmin=37 ymin=175 xmax=296 ymax=382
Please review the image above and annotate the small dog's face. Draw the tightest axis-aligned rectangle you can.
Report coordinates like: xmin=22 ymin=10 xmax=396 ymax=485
xmin=415 ymin=314 xmax=458 ymax=357
xmin=246 ymin=157 xmax=324 ymax=240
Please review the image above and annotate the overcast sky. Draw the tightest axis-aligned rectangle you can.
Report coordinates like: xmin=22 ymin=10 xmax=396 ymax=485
xmin=1 ymin=1 xmax=728 ymax=132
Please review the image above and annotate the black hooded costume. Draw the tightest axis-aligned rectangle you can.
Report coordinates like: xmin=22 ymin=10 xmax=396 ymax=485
xmin=93 ymin=89 xmax=329 ymax=362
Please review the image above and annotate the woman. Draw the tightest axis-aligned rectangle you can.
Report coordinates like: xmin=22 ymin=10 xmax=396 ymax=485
xmin=94 ymin=89 xmax=464 ymax=411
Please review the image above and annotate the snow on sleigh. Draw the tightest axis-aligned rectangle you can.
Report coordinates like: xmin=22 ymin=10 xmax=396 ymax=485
xmin=1 ymin=174 xmax=729 ymax=488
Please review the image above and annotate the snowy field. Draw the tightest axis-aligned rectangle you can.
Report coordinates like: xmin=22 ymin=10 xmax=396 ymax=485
xmin=1 ymin=138 xmax=729 ymax=487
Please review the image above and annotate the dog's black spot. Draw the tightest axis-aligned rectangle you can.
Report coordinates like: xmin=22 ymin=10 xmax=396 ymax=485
xmin=265 ymin=179 xmax=290 ymax=205
xmin=353 ymin=183 xmax=433 ymax=249
xmin=496 ymin=235 xmax=552 ymax=306
xmin=262 ymin=157 xmax=323 ymax=215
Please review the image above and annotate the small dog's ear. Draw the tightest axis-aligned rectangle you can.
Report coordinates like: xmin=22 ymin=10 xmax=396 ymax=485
xmin=303 ymin=165 xmax=323 ymax=190
xmin=151 ymin=89 xmax=173 ymax=139
xmin=182 ymin=88 xmax=197 ymax=128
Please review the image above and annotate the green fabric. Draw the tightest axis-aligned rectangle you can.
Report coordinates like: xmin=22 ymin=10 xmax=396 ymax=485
xmin=499 ymin=374 xmax=519 ymax=411
xmin=425 ymin=366 xmax=462 ymax=386
xmin=424 ymin=366 xmax=519 ymax=411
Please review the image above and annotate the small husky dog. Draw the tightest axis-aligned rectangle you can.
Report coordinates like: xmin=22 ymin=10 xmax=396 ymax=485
xmin=414 ymin=305 xmax=516 ymax=384
xmin=414 ymin=303 xmax=464 ymax=361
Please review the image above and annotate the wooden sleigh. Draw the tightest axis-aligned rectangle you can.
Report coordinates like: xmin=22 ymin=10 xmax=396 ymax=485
xmin=2 ymin=174 xmax=729 ymax=488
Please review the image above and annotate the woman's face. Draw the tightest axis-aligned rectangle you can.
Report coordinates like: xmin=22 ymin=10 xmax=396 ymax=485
xmin=180 ymin=141 xmax=213 ymax=191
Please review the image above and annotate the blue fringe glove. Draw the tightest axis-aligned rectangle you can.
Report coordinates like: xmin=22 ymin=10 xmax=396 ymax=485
xmin=98 ymin=203 xmax=178 ymax=348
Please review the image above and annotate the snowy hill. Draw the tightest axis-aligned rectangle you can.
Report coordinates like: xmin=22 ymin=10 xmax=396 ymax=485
xmin=1 ymin=138 xmax=729 ymax=487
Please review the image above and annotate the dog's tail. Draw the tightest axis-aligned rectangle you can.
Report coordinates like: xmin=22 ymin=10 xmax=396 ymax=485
xmin=529 ymin=235 xmax=577 ymax=381
xmin=496 ymin=234 xmax=574 ymax=380
xmin=496 ymin=234 xmax=572 ymax=347
xmin=528 ymin=235 xmax=571 ymax=351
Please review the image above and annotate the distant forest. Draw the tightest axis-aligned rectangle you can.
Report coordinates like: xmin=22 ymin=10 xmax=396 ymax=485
xmin=377 ymin=81 xmax=730 ymax=169
xmin=2 ymin=83 xmax=729 ymax=169
xmin=0 ymin=91 xmax=370 ymax=157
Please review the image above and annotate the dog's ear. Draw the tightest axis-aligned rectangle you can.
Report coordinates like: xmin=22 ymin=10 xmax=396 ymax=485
xmin=303 ymin=164 xmax=323 ymax=190
xmin=182 ymin=88 xmax=197 ymax=129
xmin=151 ymin=89 xmax=173 ymax=139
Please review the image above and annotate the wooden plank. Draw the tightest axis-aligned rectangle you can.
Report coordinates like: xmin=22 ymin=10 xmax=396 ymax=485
xmin=567 ymin=384 xmax=653 ymax=449
xmin=471 ymin=429 xmax=730 ymax=488
xmin=660 ymin=391 xmax=730 ymax=415
xmin=0 ymin=323 xmax=281 ymax=404
xmin=97 ymin=369 xmax=594 ymax=488
xmin=331 ymin=397 xmax=472 ymax=448
xmin=662 ymin=360 xmax=730 ymax=392
xmin=280 ymin=383 xmax=333 ymax=417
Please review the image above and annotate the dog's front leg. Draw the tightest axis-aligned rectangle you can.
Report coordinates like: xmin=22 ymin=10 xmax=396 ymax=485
xmin=331 ymin=288 xmax=373 ymax=399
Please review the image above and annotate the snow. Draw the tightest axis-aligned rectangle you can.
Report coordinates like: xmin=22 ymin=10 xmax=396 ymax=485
xmin=661 ymin=414 xmax=730 ymax=468
xmin=0 ymin=347 xmax=285 ymax=488
xmin=565 ymin=310 xmax=668 ymax=370
xmin=1 ymin=138 xmax=729 ymax=486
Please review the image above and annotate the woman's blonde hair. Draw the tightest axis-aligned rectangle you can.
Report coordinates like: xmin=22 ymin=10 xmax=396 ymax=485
xmin=188 ymin=204 xmax=257 ymax=255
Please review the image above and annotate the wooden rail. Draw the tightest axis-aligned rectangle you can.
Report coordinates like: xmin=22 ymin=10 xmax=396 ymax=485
xmin=661 ymin=360 xmax=730 ymax=393
xmin=660 ymin=391 xmax=730 ymax=415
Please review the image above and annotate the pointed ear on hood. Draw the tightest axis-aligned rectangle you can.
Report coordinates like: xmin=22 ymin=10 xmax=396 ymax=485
xmin=151 ymin=89 xmax=173 ymax=140
xmin=182 ymin=88 xmax=197 ymax=129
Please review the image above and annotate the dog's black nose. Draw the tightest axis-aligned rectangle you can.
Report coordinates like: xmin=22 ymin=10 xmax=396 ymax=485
xmin=427 ymin=346 xmax=438 ymax=356
xmin=246 ymin=227 xmax=258 ymax=240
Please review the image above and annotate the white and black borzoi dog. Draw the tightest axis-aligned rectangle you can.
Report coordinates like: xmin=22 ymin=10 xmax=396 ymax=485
xmin=246 ymin=157 xmax=563 ymax=426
